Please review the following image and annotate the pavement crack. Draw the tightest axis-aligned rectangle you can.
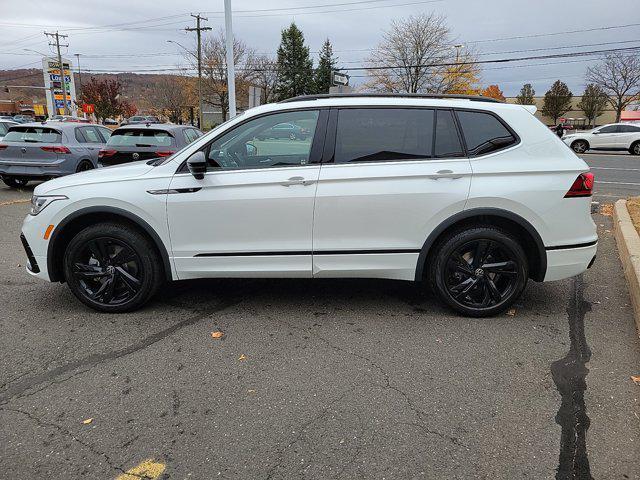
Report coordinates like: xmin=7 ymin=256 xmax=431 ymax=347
xmin=0 ymin=297 xmax=241 ymax=405
xmin=551 ymin=274 xmax=593 ymax=480
xmin=1 ymin=406 xmax=129 ymax=476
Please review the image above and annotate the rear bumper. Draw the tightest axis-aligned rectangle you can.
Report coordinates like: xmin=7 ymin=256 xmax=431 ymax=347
xmin=0 ymin=159 xmax=72 ymax=178
xmin=543 ymin=241 xmax=597 ymax=281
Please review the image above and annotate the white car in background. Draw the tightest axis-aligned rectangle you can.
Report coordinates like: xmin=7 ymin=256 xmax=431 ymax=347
xmin=563 ymin=123 xmax=640 ymax=155
xmin=0 ymin=119 xmax=18 ymax=141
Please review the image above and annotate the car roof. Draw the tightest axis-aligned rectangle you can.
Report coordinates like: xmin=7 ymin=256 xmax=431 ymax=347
xmin=113 ymin=123 xmax=190 ymax=131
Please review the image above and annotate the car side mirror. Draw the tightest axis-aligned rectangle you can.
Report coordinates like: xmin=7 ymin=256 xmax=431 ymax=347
xmin=592 ymin=131 xmax=600 ymax=135
xmin=187 ymin=151 xmax=207 ymax=180
xmin=246 ymin=142 xmax=257 ymax=157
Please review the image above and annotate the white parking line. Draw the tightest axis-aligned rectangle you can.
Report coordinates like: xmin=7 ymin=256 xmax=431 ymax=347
xmin=590 ymin=167 xmax=640 ymax=171
xmin=597 ymin=181 xmax=640 ymax=186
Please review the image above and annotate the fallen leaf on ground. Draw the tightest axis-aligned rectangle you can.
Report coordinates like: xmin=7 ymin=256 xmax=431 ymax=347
xmin=631 ymin=375 xmax=640 ymax=385
xmin=506 ymin=309 xmax=516 ymax=316
xmin=248 ymin=389 xmax=256 ymax=393
xmin=600 ymin=203 xmax=613 ymax=216
xmin=211 ymin=331 xmax=224 ymax=339
xmin=239 ymin=354 xmax=247 ymax=361
xmin=82 ymin=418 xmax=93 ymax=424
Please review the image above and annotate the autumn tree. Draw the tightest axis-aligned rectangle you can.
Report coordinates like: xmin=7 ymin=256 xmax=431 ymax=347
xmin=516 ymin=83 xmax=535 ymax=105
xmin=152 ymin=75 xmax=193 ymax=123
xmin=366 ymin=14 xmax=475 ymax=94
xmin=577 ymin=84 xmax=608 ymax=128
xmin=201 ymin=29 xmax=255 ymax=121
xmin=442 ymin=49 xmax=481 ymax=95
xmin=247 ymin=55 xmax=278 ymax=104
xmin=482 ymin=84 xmax=505 ymax=102
xmin=274 ymin=23 xmax=314 ymax=100
xmin=542 ymin=80 xmax=573 ymax=124
xmin=586 ymin=52 xmax=640 ymax=122
xmin=313 ymin=38 xmax=338 ymax=94
xmin=79 ymin=77 xmax=127 ymax=122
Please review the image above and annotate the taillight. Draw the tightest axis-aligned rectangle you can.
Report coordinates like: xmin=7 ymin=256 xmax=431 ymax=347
xmin=98 ymin=149 xmax=117 ymax=158
xmin=40 ymin=145 xmax=71 ymax=154
xmin=0 ymin=144 xmax=7 ymax=150
xmin=156 ymin=151 xmax=175 ymax=157
xmin=565 ymin=172 xmax=594 ymax=198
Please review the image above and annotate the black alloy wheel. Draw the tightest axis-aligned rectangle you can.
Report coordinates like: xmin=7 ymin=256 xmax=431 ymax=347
xmin=430 ymin=227 xmax=528 ymax=317
xmin=76 ymin=160 xmax=95 ymax=172
xmin=2 ymin=176 xmax=29 ymax=188
xmin=63 ymin=223 xmax=163 ymax=312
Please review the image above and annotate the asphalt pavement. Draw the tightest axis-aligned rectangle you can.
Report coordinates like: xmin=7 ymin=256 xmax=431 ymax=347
xmin=581 ymin=152 xmax=640 ymax=202
xmin=1 ymin=174 xmax=639 ymax=479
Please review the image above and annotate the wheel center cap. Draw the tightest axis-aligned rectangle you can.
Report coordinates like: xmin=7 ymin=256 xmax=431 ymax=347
xmin=475 ymin=268 xmax=484 ymax=277
xmin=106 ymin=265 xmax=116 ymax=274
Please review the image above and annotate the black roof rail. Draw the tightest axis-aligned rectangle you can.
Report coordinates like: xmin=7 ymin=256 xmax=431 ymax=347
xmin=279 ymin=93 xmax=502 ymax=104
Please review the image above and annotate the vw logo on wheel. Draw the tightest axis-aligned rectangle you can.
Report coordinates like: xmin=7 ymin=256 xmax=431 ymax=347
xmin=21 ymin=147 xmax=26 ymax=154
xmin=132 ymin=152 xmax=140 ymax=160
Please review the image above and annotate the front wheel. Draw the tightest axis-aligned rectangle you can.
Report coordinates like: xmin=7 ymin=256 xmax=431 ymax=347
xmin=63 ymin=223 xmax=163 ymax=312
xmin=571 ymin=140 xmax=588 ymax=154
xmin=630 ymin=142 xmax=640 ymax=156
xmin=428 ymin=227 xmax=528 ymax=317
xmin=2 ymin=176 xmax=29 ymax=189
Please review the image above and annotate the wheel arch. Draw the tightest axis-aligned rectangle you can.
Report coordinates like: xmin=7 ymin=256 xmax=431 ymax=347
xmin=47 ymin=206 xmax=172 ymax=283
xmin=415 ymin=208 xmax=547 ymax=282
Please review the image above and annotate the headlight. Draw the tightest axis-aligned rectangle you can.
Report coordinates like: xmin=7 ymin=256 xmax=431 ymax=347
xmin=30 ymin=195 xmax=67 ymax=216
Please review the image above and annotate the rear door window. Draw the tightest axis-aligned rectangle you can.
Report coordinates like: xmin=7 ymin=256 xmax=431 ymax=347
xmin=619 ymin=125 xmax=640 ymax=133
xmin=107 ymin=129 xmax=175 ymax=147
xmin=76 ymin=126 xmax=103 ymax=143
xmin=456 ymin=110 xmax=517 ymax=156
xmin=97 ymin=127 xmax=112 ymax=142
xmin=3 ymin=127 xmax=62 ymax=143
xmin=596 ymin=125 xmax=618 ymax=134
xmin=334 ymin=108 xmax=434 ymax=163
xmin=434 ymin=110 xmax=464 ymax=157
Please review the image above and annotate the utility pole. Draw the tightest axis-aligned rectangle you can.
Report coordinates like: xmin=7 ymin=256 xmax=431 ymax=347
xmin=224 ymin=0 xmax=236 ymax=119
xmin=74 ymin=53 xmax=82 ymax=95
xmin=185 ymin=14 xmax=211 ymax=129
xmin=45 ymin=31 xmax=70 ymax=116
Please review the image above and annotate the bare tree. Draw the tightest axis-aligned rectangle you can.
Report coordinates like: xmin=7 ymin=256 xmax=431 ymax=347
xmin=201 ymin=29 xmax=255 ymax=122
xmin=247 ymin=55 xmax=278 ymax=104
xmin=586 ymin=52 xmax=640 ymax=122
xmin=365 ymin=14 xmax=475 ymax=94
xmin=151 ymin=75 xmax=193 ymax=123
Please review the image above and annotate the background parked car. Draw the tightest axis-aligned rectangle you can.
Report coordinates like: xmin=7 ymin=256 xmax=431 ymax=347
xmin=0 ymin=122 xmax=112 ymax=188
xmin=98 ymin=124 xmax=202 ymax=167
xmin=256 ymin=122 xmax=310 ymax=140
xmin=103 ymin=118 xmax=119 ymax=125
xmin=0 ymin=120 xmax=18 ymax=141
xmin=12 ymin=114 xmax=34 ymax=124
xmin=49 ymin=115 xmax=90 ymax=123
xmin=121 ymin=115 xmax=162 ymax=125
xmin=562 ymin=122 xmax=640 ymax=154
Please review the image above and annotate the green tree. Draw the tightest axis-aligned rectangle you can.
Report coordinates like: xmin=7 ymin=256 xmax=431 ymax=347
xmin=516 ymin=83 xmax=535 ymax=105
xmin=577 ymin=84 xmax=608 ymax=128
xmin=312 ymin=38 xmax=338 ymax=94
xmin=542 ymin=80 xmax=573 ymax=124
xmin=274 ymin=23 xmax=314 ymax=101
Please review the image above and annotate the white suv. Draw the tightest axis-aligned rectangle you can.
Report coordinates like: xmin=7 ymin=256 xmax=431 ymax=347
xmin=562 ymin=122 xmax=640 ymax=154
xmin=20 ymin=94 xmax=597 ymax=317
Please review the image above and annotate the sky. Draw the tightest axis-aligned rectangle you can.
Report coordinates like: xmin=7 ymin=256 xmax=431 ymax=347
xmin=0 ymin=0 xmax=639 ymax=96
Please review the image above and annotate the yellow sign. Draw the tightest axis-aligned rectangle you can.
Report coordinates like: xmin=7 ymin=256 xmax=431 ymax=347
xmin=33 ymin=104 xmax=45 ymax=116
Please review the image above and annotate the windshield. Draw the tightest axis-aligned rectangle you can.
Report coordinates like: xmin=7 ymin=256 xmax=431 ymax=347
xmin=107 ymin=129 xmax=175 ymax=147
xmin=3 ymin=127 xmax=62 ymax=143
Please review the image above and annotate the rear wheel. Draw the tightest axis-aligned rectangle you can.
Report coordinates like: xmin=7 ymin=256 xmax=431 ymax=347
xmin=1 ymin=176 xmax=29 ymax=189
xmin=428 ymin=227 xmax=528 ymax=317
xmin=76 ymin=159 xmax=94 ymax=172
xmin=571 ymin=140 xmax=588 ymax=154
xmin=63 ymin=223 xmax=163 ymax=313
xmin=630 ymin=141 xmax=640 ymax=156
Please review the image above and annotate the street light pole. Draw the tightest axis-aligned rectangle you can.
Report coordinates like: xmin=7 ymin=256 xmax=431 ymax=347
xmin=224 ymin=0 xmax=236 ymax=119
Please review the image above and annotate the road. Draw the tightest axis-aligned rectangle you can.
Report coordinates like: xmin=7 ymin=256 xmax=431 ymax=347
xmin=1 ymin=170 xmax=640 ymax=478
xmin=581 ymin=152 xmax=640 ymax=202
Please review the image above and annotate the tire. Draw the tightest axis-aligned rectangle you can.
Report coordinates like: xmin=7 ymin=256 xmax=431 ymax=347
xmin=571 ymin=140 xmax=589 ymax=154
xmin=1 ymin=176 xmax=29 ymax=189
xmin=63 ymin=223 xmax=163 ymax=313
xmin=630 ymin=141 xmax=640 ymax=156
xmin=428 ymin=226 xmax=528 ymax=317
xmin=289 ymin=133 xmax=296 ymax=140
xmin=76 ymin=159 xmax=94 ymax=172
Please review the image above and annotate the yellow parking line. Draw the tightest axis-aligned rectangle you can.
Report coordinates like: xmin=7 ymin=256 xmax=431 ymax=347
xmin=0 ymin=199 xmax=30 ymax=206
xmin=116 ymin=459 xmax=166 ymax=480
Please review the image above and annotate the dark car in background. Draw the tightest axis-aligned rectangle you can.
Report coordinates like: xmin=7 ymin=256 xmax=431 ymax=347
xmin=98 ymin=124 xmax=202 ymax=167
xmin=0 ymin=122 xmax=112 ymax=188
xmin=256 ymin=122 xmax=310 ymax=140
xmin=122 ymin=115 xmax=162 ymax=125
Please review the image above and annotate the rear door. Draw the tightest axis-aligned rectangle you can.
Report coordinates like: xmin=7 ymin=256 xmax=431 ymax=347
xmin=312 ymin=107 xmax=472 ymax=280
xmin=75 ymin=126 xmax=105 ymax=164
xmin=618 ymin=124 xmax=640 ymax=148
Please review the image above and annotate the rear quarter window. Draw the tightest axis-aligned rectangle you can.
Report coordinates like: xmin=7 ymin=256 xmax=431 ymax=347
xmin=107 ymin=129 xmax=175 ymax=147
xmin=3 ymin=127 xmax=62 ymax=143
xmin=456 ymin=110 xmax=517 ymax=156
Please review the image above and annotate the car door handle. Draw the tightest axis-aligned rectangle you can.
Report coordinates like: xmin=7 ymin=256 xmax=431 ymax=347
xmin=428 ymin=169 xmax=463 ymax=180
xmin=280 ymin=176 xmax=314 ymax=186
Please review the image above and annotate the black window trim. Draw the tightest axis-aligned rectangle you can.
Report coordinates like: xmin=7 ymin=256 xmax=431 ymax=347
xmin=176 ymin=107 xmax=329 ymax=174
xmin=97 ymin=127 xmax=112 ymax=143
xmin=453 ymin=108 xmax=520 ymax=158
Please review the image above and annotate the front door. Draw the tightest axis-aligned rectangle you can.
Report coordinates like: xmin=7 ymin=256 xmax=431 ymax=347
xmin=167 ymin=109 xmax=326 ymax=279
xmin=312 ymin=107 xmax=472 ymax=280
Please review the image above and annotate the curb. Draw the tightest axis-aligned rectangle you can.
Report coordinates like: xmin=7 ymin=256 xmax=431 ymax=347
xmin=613 ymin=199 xmax=640 ymax=336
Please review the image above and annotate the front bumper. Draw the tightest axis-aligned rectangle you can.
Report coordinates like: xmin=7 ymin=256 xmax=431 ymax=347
xmin=544 ymin=242 xmax=597 ymax=281
xmin=21 ymin=214 xmax=54 ymax=282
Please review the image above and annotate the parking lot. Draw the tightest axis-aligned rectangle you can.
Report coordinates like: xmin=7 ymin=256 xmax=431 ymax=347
xmin=1 ymin=153 xmax=640 ymax=478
